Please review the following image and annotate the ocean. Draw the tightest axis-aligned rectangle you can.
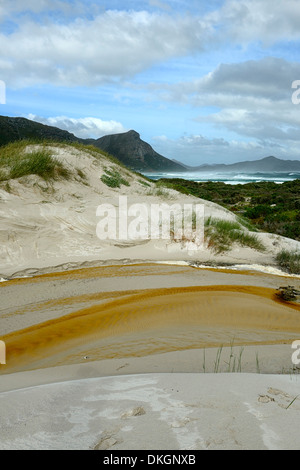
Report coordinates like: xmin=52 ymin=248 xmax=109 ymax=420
xmin=142 ymin=171 xmax=300 ymax=185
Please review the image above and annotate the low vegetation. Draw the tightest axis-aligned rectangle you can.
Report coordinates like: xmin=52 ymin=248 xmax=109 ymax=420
xmin=204 ymin=217 xmax=266 ymax=254
xmin=275 ymin=250 xmax=300 ymax=274
xmin=101 ymin=166 xmax=130 ymax=188
xmin=276 ymin=285 xmax=300 ymax=301
xmin=138 ymin=179 xmax=151 ymax=187
xmin=0 ymin=140 xmax=71 ymax=182
xmin=157 ymin=178 xmax=300 ymax=241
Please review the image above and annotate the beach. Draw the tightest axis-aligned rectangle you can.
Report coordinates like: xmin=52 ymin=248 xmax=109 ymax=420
xmin=1 ymin=144 xmax=300 ymax=450
xmin=1 ymin=262 xmax=300 ymax=450
xmin=1 ymin=0 xmax=300 ymax=450
xmin=1 ymin=262 xmax=300 ymax=375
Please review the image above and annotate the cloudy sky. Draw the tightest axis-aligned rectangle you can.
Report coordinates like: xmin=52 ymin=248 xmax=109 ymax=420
xmin=1 ymin=0 xmax=300 ymax=165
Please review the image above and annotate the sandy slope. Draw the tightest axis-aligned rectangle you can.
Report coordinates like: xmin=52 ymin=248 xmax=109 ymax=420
xmin=1 ymin=144 xmax=300 ymax=450
xmin=0 ymin=144 xmax=299 ymax=278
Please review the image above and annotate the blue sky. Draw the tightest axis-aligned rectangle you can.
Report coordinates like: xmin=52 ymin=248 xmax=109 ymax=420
xmin=1 ymin=0 xmax=300 ymax=165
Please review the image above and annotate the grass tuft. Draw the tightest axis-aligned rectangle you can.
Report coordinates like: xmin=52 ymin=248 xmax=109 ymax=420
xmin=0 ymin=141 xmax=71 ymax=181
xmin=275 ymin=250 xmax=300 ymax=274
xmin=100 ymin=167 xmax=130 ymax=188
xmin=204 ymin=217 xmax=266 ymax=254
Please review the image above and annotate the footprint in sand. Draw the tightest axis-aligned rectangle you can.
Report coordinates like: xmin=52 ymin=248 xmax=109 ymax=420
xmin=121 ymin=406 xmax=146 ymax=418
xmin=94 ymin=434 xmax=118 ymax=450
xmin=258 ymin=388 xmax=299 ymax=409
xmin=258 ymin=395 xmax=275 ymax=404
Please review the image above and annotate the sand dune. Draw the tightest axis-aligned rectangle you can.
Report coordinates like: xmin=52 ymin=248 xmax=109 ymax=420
xmin=1 ymin=144 xmax=300 ymax=450
xmin=1 ymin=144 xmax=299 ymax=279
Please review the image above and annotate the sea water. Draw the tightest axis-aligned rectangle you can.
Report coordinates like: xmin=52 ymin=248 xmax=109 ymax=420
xmin=142 ymin=171 xmax=300 ymax=184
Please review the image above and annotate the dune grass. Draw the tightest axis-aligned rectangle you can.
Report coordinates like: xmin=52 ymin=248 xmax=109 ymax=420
xmin=0 ymin=141 xmax=71 ymax=182
xmin=275 ymin=250 xmax=300 ymax=274
xmin=235 ymin=215 xmax=258 ymax=232
xmin=202 ymin=344 xmax=246 ymax=373
xmin=204 ymin=217 xmax=266 ymax=254
xmin=100 ymin=166 xmax=130 ymax=188
xmin=68 ymin=141 xmax=126 ymax=167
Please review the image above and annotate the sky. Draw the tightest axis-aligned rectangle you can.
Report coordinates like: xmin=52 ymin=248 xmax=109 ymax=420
xmin=1 ymin=0 xmax=300 ymax=165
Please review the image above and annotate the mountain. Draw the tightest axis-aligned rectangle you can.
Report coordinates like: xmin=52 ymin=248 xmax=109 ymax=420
xmin=0 ymin=115 xmax=87 ymax=147
xmin=0 ymin=116 xmax=185 ymax=172
xmin=190 ymin=156 xmax=300 ymax=172
xmin=1 ymin=115 xmax=300 ymax=173
xmin=93 ymin=130 xmax=185 ymax=172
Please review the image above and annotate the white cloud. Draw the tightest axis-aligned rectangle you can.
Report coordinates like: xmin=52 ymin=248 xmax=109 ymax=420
xmin=0 ymin=10 xmax=209 ymax=87
xmin=156 ymin=57 xmax=300 ymax=103
xmin=152 ymin=133 xmax=290 ymax=166
xmin=28 ymin=114 xmax=127 ymax=138
xmin=1 ymin=0 xmax=300 ymax=89
xmin=196 ymin=106 xmax=300 ymax=142
xmin=2 ymin=0 xmax=300 ymax=165
xmin=211 ymin=0 xmax=300 ymax=45
xmin=148 ymin=57 xmax=300 ymax=144
xmin=1 ymin=1 xmax=299 ymax=89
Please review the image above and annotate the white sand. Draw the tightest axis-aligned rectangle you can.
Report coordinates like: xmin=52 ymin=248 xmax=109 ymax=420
xmin=0 ymin=370 xmax=300 ymax=450
xmin=1 ymin=263 xmax=299 ymax=450
xmin=1 ymin=144 xmax=299 ymax=279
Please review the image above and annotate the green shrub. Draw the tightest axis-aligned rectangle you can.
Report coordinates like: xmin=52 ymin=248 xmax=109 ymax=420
xmin=155 ymin=178 xmax=300 ymax=242
xmin=244 ymin=204 xmax=273 ymax=219
xmin=275 ymin=250 xmax=300 ymax=274
xmin=205 ymin=217 xmax=265 ymax=254
xmin=236 ymin=215 xmax=258 ymax=232
xmin=276 ymin=286 xmax=300 ymax=301
xmin=100 ymin=167 xmax=130 ymax=188
xmin=138 ymin=179 xmax=151 ymax=187
xmin=10 ymin=150 xmax=70 ymax=180
xmin=0 ymin=142 xmax=71 ymax=181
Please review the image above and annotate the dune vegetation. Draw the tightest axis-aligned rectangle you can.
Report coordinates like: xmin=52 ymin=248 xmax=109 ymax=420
xmin=157 ymin=178 xmax=300 ymax=242
xmin=275 ymin=249 xmax=300 ymax=274
xmin=100 ymin=166 xmax=130 ymax=188
xmin=204 ymin=217 xmax=266 ymax=254
xmin=0 ymin=140 xmax=71 ymax=182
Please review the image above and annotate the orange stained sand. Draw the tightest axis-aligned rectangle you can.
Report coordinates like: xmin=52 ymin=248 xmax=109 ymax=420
xmin=2 ymin=289 xmax=144 ymax=320
xmin=2 ymin=284 xmax=300 ymax=373
xmin=0 ymin=261 xmax=285 ymax=289
xmin=0 ymin=263 xmax=194 ymax=287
